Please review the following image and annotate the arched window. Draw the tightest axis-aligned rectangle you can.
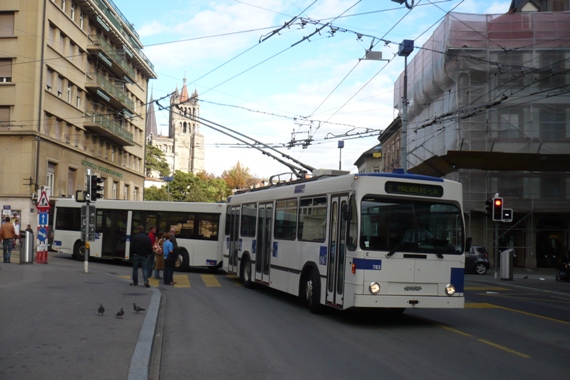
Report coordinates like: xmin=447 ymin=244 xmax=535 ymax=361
xmin=183 ymin=122 xmax=187 ymax=133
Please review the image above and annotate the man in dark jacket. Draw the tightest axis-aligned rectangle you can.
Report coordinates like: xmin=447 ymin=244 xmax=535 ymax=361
xmin=130 ymin=225 xmax=153 ymax=287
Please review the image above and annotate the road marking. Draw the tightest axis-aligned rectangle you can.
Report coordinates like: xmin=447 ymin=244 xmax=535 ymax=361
xmin=226 ymin=273 xmax=242 ymax=286
xmin=173 ymin=274 xmax=190 ymax=288
xmin=201 ymin=274 xmax=221 ymax=287
xmin=438 ymin=324 xmax=531 ymax=358
xmin=465 ymin=286 xmax=509 ymax=291
xmin=465 ymin=303 xmax=501 ymax=308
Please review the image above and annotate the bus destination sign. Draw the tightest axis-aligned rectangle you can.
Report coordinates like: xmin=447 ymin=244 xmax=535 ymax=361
xmin=385 ymin=181 xmax=444 ymax=198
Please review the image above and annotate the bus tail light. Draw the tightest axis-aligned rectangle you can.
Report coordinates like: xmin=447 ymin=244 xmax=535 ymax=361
xmin=352 ymin=263 xmax=356 ymax=274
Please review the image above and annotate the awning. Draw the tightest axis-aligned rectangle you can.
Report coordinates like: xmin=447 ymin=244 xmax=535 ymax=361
xmin=408 ymin=151 xmax=570 ymax=177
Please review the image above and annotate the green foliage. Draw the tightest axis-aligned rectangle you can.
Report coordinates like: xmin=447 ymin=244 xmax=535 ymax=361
xmin=144 ymin=185 xmax=169 ymax=201
xmin=168 ymin=171 xmax=231 ymax=202
xmin=145 ymin=144 xmax=170 ymax=178
xmin=221 ymin=161 xmax=258 ymax=189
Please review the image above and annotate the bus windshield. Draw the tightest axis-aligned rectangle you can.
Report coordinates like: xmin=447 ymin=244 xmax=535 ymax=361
xmin=359 ymin=196 xmax=463 ymax=255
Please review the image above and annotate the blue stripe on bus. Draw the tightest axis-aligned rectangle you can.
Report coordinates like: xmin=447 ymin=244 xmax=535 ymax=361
xmin=353 ymin=258 xmax=382 ymax=270
xmin=356 ymin=172 xmax=444 ymax=182
xmin=450 ymin=267 xmax=465 ymax=292
xmin=206 ymin=259 xmax=218 ymax=266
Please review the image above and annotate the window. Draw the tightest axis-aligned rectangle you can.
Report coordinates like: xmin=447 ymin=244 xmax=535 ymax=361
xmin=79 ymin=12 xmax=84 ymax=29
xmin=46 ymin=68 xmax=53 ymax=91
xmin=498 ymin=111 xmax=521 ymax=138
xmin=0 ymin=12 xmax=15 ymax=36
xmin=298 ymin=197 xmax=327 ymax=242
xmin=0 ymin=106 xmax=10 ymax=127
xmin=0 ymin=59 xmax=12 ymax=82
xmin=240 ymin=203 xmax=257 ymax=237
xmin=541 ymin=177 xmax=564 ymax=200
xmin=67 ymin=83 xmax=72 ymax=102
xmin=274 ymin=199 xmax=297 ymax=240
xmin=70 ymin=3 xmax=75 ymax=20
xmin=124 ymin=184 xmax=129 ymax=200
xmin=61 ymin=0 xmax=66 ymax=12
xmin=76 ymin=94 xmax=81 ymax=108
xmin=540 ymin=106 xmax=566 ymax=140
xmin=112 ymin=182 xmax=117 ymax=199
xmin=57 ymin=76 xmax=63 ymax=97
xmin=67 ymin=168 xmax=76 ymax=196
xmin=47 ymin=162 xmax=56 ymax=191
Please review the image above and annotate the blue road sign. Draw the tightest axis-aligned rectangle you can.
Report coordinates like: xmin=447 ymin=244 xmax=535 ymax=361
xmin=39 ymin=212 xmax=49 ymax=226
xmin=38 ymin=227 xmax=48 ymax=242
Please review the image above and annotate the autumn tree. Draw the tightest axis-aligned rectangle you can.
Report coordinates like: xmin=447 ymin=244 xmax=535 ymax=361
xmin=221 ymin=161 xmax=259 ymax=190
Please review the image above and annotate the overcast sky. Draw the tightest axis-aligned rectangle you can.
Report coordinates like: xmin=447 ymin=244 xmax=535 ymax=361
xmin=114 ymin=0 xmax=510 ymax=178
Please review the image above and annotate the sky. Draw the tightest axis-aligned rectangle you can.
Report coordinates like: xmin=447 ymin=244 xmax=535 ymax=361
xmin=113 ymin=0 xmax=511 ymax=179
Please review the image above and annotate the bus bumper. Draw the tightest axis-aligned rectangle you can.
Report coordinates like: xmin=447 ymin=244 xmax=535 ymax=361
xmin=353 ymin=294 xmax=465 ymax=309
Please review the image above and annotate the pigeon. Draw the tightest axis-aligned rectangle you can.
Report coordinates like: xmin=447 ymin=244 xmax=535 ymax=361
xmin=133 ymin=303 xmax=146 ymax=313
xmin=116 ymin=308 xmax=124 ymax=318
xmin=98 ymin=304 xmax=105 ymax=316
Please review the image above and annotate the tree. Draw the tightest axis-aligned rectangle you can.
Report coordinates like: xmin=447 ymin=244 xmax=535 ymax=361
xmin=221 ymin=161 xmax=258 ymax=190
xmin=168 ymin=171 xmax=231 ymax=202
xmin=145 ymin=144 xmax=170 ymax=178
xmin=144 ymin=185 xmax=169 ymax=201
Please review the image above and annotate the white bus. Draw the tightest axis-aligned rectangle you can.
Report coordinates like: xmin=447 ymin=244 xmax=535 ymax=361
xmin=54 ymin=199 xmax=225 ymax=271
xmin=224 ymin=169 xmax=469 ymax=313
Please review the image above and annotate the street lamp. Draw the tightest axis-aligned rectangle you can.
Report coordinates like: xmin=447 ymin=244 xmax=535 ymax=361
xmin=398 ymin=39 xmax=414 ymax=172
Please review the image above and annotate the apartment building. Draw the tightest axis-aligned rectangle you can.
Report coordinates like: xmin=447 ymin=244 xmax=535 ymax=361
xmin=0 ymin=0 xmax=156 ymax=228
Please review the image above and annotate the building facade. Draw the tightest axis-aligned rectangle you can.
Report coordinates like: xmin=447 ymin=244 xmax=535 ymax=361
xmin=0 ymin=0 xmax=156 ymax=228
xmin=390 ymin=6 xmax=570 ymax=268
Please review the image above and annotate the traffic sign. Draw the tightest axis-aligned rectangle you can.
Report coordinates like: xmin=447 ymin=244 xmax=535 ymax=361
xmin=38 ymin=212 xmax=49 ymax=226
xmin=38 ymin=227 xmax=48 ymax=242
xmin=37 ymin=191 xmax=50 ymax=211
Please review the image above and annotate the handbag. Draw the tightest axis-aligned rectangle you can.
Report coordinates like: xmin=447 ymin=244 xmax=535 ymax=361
xmin=153 ymin=239 xmax=163 ymax=255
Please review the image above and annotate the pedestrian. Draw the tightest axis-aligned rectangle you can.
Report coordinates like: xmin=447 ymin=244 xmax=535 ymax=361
xmin=147 ymin=226 xmax=157 ymax=279
xmin=0 ymin=216 xmax=17 ymax=263
xmin=129 ymin=225 xmax=152 ymax=288
xmin=25 ymin=224 xmax=33 ymax=234
xmin=162 ymin=232 xmax=174 ymax=285
xmin=153 ymin=232 xmax=165 ymax=279
xmin=13 ymin=220 xmax=20 ymax=247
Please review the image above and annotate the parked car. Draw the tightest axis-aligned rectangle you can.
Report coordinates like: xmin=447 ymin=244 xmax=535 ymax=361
xmin=465 ymin=245 xmax=490 ymax=275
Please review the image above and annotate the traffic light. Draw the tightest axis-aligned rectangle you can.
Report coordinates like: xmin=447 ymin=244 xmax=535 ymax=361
xmin=492 ymin=197 xmax=503 ymax=221
xmin=485 ymin=199 xmax=492 ymax=218
xmin=89 ymin=175 xmax=104 ymax=201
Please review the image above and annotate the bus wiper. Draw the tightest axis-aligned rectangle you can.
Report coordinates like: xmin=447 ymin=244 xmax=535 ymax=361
xmin=386 ymin=240 xmax=404 ymax=258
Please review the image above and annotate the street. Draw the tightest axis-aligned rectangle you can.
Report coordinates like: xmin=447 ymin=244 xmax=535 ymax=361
xmin=1 ymin=254 xmax=569 ymax=380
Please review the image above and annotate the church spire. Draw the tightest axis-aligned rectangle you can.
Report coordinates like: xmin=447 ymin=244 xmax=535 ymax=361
xmin=146 ymin=89 xmax=158 ymax=138
xmin=179 ymin=74 xmax=189 ymax=103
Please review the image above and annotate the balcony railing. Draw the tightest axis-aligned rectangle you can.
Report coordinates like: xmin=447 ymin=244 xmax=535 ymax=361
xmin=86 ymin=72 xmax=135 ymax=111
xmin=88 ymin=35 xmax=136 ymax=80
xmin=84 ymin=113 xmax=134 ymax=144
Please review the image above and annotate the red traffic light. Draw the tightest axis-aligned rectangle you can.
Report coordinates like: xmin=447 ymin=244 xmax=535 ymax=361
xmin=494 ymin=199 xmax=502 ymax=207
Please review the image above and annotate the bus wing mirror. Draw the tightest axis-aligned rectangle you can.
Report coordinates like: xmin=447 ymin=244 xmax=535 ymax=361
xmin=342 ymin=204 xmax=352 ymax=221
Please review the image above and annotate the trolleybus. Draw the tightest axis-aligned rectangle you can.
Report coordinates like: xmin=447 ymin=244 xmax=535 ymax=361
xmin=54 ymin=199 xmax=225 ymax=271
xmin=224 ymin=169 xmax=469 ymax=313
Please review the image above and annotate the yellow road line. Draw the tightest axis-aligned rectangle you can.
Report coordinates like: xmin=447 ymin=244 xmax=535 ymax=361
xmin=465 ymin=303 xmax=501 ymax=308
xmin=438 ymin=324 xmax=531 ymax=358
xmin=173 ymin=274 xmax=190 ymax=288
xmin=201 ymin=274 xmax=222 ymax=287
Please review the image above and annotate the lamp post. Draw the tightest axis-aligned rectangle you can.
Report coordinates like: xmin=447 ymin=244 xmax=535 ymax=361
xmin=398 ymin=39 xmax=414 ymax=172
xmin=338 ymin=140 xmax=344 ymax=170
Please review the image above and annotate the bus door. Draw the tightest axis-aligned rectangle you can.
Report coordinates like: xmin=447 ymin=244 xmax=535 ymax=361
xmin=327 ymin=195 xmax=348 ymax=308
xmin=255 ymin=203 xmax=272 ymax=284
xmin=227 ymin=206 xmax=240 ymax=274
xmin=98 ymin=209 xmax=128 ymax=259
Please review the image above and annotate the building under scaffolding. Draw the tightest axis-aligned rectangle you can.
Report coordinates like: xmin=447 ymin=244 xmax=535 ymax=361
xmin=392 ymin=10 xmax=570 ymax=268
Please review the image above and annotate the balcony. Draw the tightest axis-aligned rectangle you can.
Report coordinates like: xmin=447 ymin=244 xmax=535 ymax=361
xmin=77 ymin=0 xmax=156 ymax=76
xmin=83 ymin=113 xmax=134 ymax=146
xmin=87 ymin=35 xmax=136 ymax=82
xmin=85 ymin=72 xmax=135 ymax=112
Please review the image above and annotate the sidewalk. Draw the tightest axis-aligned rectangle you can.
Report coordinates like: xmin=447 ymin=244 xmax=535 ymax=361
xmin=467 ymin=266 xmax=570 ymax=294
xmin=0 ymin=249 xmax=161 ymax=380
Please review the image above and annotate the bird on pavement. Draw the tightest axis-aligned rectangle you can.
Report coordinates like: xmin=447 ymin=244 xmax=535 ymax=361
xmin=116 ymin=308 xmax=124 ymax=318
xmin=98 ymin=304 xmax=105 ymax=316
xmin=133 ymin=303 xmax=146 ymax=313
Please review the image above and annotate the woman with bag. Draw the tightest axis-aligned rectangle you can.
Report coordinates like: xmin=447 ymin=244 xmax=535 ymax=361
xmin=153 ymin=232 xmax=165 ymax=279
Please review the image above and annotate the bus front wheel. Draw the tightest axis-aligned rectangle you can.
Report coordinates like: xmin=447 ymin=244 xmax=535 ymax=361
xmin=72 ymin=241 xmax=86 ymax=261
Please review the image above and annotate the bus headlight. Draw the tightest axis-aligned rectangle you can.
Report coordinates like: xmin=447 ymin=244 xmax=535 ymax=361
xmin=445 ymin=284 xmax=456 ymax=296
xmin=369 ymin=282 xmax=381 ymax=294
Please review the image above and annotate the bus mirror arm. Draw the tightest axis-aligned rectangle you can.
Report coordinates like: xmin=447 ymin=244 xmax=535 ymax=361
xmin=341 ymin=204 xmax=352 ymax=221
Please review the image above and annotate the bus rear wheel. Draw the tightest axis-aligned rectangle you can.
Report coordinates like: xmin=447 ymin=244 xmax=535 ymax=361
xmin=176 ymin=249 xmax=190 ymax=272
xmin=304 ymin=269 xmax=322 ymax=314
xmin=72 ymin=241 xmax=86 ymax=261
xmin=240 ymin=256 xmax=254 ymax=288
